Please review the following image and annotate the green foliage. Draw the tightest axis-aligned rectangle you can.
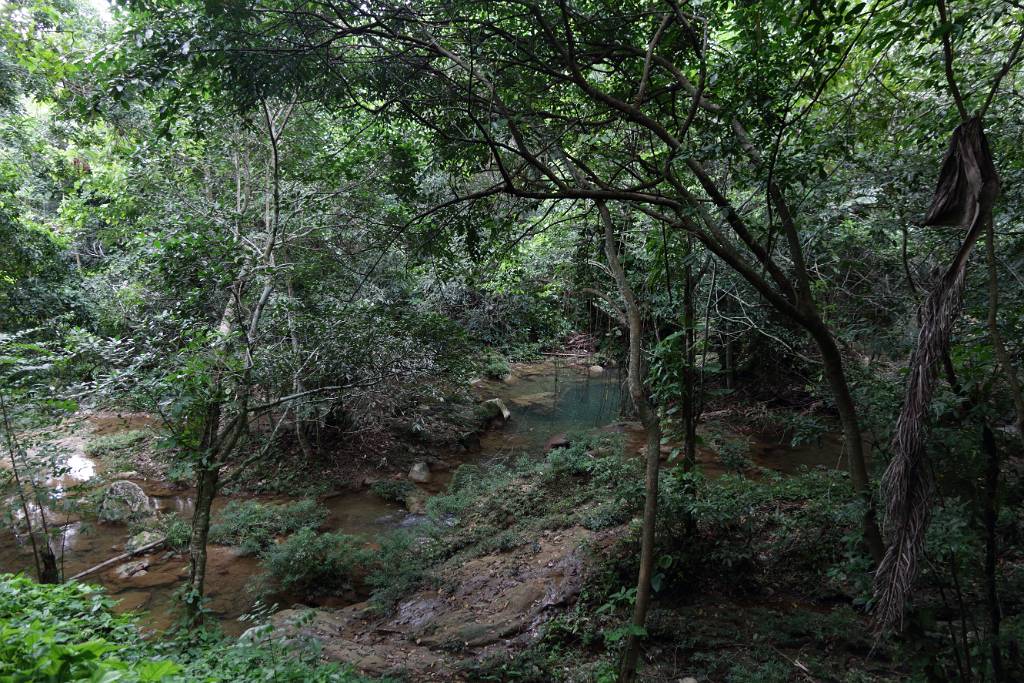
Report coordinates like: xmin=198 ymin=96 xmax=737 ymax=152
xmin=0 ymin=574 xmax=385 ymax=682
xmin=0 ymin=574 xmax=177 ymax=681
xmin=6 ymin=0 xmax=1024 ymax=679
xmin=436 ymin=284 xmax=574 ymax=354
xmin=365 ymin=530 xmax=430 ymax=611
xmin=725 ymin=658 xmax=791 ymax=683
xmin=209 ymin=499 xmax=326 ymax=556
xmin=369 ymin=479 xmax=415 ymax=505
xmin=156 ymin=515 xmax=191 ymax=553
xmin=706 ymin=431 xmax=754 ymax=473
xmin=83 ymin=428 xmax=151 ymax=472
xmin=84 ymin=429 xmax=150 ymax=458
xmin=259 ymin=528 xmax=370 ymax=596
xmin=480 ymin=349 xmax=511 ymax=380
xmin=653 ymin=468 xmax=869 ymax=596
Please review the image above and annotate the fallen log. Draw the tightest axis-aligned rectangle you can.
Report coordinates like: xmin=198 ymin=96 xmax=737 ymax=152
xmin=540 ymin=352 xmax=592 ymax=357
xmin=66 ymin=536 xmax=166 ymax=582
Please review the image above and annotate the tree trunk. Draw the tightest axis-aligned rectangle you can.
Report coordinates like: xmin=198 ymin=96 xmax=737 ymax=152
xmin=186 ymin=462 xmax=219 ymax=621
xmin=681 ymin=251 xmax=697 ymax=470
xmin=596 ymin=203 xmax=662 ymax=683
xmin=1 ymin=389 xmax=59 ymax=583
xmin=38 ymin=542 xmax=60 ymax=583
xmin=982 ymin=423 xmax=1004 ymax=681
xmin=982 ymin=215 xmax=1011 ymax=681
xmin=807 ymin=315 xmax=885 ymax=563
xmin=286 ymin=276 xmax=314 ymax=459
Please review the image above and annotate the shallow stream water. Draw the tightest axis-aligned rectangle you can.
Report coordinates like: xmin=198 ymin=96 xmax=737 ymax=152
xmin=0 ymin=358 xmax=842 ymax=634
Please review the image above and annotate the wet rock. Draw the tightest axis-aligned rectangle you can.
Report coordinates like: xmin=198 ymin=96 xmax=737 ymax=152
xmin=588 ymin=364 xmax=605 ymax=375
xmin=98 ymin=480 xmax=151 ymax=523
xmin=127 ymin=564 xmax=185 ymax=588
xmin=114 ymin=559 xmax=150 ymax=579
xmin=404 ymin=489 xmax=430 ymax=515
xmin=126 ymin=530 xmax=163 ymax=552
xmin=427 ymin=457 xmax=452 ymax=472
xmin=266 ymin=526 xmax=601 ymax=679
xmin=408 ymin=462 xmax=431 ymax=483
xmin=458 ymin=431 xmax=481 ymax=450
xmin=479 ymin=398 xmax=511 ymax=424
xmin=106 ymin=470 xmax=142 ymax=480
xmin=399 ymin=513 xmax=428 ymax=528
xmin=544 ymin=434 xmax=571 ymax=452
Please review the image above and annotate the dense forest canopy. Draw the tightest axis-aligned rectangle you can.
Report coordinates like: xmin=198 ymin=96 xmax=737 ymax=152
xmin=1 ymin=0 xmax=1024 ymax=680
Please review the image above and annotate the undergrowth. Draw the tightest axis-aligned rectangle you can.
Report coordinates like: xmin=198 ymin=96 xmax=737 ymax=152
xmin=209 ymin=499 xmax=326 ymax=555
xmin=0 ymin=574 xmax=387 ymax=682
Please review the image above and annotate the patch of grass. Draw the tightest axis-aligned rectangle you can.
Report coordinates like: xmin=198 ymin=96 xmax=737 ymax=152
xmin=84 ymin=429 xmax=149 ymax=457
xmin=128 ymin=513 xmax=192 ymax=552
xmin=417 ymin=435 xmax=637 ymax=573
xmin=166 ymin=460 xmax=194 ymax=486
xmin=160 ymin=515 xmax=192 ymax=552
xmin=210 ymin=499 xmax=326 ymax=555
xmin=84 ymin=429 xmax=150 ymax=470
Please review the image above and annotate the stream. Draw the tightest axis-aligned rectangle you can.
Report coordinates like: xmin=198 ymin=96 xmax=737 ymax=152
xmin=0 ymin=359 xmax=843 ymax=635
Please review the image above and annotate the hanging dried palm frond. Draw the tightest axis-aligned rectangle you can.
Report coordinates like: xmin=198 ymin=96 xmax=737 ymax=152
xmin=874 ymin=117 xmax=1000 ymax=629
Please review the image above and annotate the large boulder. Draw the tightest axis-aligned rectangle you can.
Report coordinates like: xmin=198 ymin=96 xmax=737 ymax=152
xmin=98 ymin=480 xmax=150 ymax=523
xmin=479 ymin=398 xmax=511 ymax=426
xmin=408 ymin=462 xmax=431 ymax=484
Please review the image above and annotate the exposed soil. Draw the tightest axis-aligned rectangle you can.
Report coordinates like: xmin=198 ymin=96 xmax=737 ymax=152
xmin=270 ymin=525 xmax=621 ymax=680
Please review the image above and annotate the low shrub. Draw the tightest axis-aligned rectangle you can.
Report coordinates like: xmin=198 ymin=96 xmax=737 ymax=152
xmin=260 ymin=528 xmax=370 ymax=596
xmin=370 ymin=479 xmax=415 ymax=505
xmin=366 ymin=530 xmax=430 ymax=611
xmin=481 ymin=350 xmax=511 ymax=380
xmin=209 ymin=499 xmax=326 ymax=555
xmin=160 ymin=515 xmax=192 ymax=552
xmin=0 ymin=574 xmax=174 ymax=681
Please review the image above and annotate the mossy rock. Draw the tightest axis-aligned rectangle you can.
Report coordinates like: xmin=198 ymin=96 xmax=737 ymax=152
xmin=98 ymin=480 xmax=151 ymax=523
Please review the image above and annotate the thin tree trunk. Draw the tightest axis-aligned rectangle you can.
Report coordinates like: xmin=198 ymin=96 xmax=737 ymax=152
xmin=186 ymin=462 xmax=219 ymax=619
xmin=1 ymin=389 xmax=59 ymax=583
xmin=984 ymin=218 xmax=1009 ymax=681
xmin=982 ymin=423 xmax=1004 ymax=681
xmin=807 ymin=316 xmax=885 ymax=563
xmin=596 ymin=203 xmax=662 ymax=683
xmin=682 ymin=248 xmax=697 ymax=470
xmin=985 ymin=221 xmax=1024 ymax=439
xmin=286 ymin=276 xmax=313 ymax=459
